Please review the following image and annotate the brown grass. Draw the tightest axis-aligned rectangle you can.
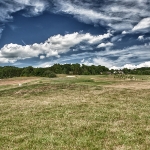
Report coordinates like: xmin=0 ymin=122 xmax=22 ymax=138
xmin=0 ymin=77 xmax=39 ymax=85
xmin=0 ymin=75 xmax=150 ymax=150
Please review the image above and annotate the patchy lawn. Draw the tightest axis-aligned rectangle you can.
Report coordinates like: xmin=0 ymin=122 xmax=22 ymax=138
xmin=0 ymin=75 xmax=150 ymax=150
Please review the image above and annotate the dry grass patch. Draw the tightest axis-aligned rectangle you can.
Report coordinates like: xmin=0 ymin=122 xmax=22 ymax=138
xmin=0 ymin=77 xmax=39 ymax=85
xmin=0 ymin=76 xmax=150 ymax=149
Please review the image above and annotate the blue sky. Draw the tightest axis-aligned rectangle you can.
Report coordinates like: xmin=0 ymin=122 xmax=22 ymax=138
xmin=0 ymin=0 xmax=150 ymax=69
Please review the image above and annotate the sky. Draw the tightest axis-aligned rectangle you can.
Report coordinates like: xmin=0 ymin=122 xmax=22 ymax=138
xmin=0 ymin=0 xmax=150 ymax=69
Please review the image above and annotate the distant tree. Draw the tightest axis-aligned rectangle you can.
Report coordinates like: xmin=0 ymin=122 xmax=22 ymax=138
xmin=34 ymin=68 xmax=46 ymax=76
xmin=1 ymin=64 xmax=150 ymax=79
xmin=21 ymin=66 xmax=34 ymax=76
xmin=71 ymin=63 xmax=81 ymax=75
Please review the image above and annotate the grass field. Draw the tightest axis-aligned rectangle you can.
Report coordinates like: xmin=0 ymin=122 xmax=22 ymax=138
xmin=0 ymin=75 xmax=150 ymax=150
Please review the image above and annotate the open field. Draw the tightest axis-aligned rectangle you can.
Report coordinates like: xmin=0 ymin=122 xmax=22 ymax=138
xmin=0 ymin=75 xmax=150 ymax=150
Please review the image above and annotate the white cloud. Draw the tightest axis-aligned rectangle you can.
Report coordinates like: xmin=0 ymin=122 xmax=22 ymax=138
xmin=122 ymin=31 xmax=127 ymax=34
xmin=80 ymin=58 xmax=94 ymax=66
xmin=0 ymin=32 xmax=150 ymax=67
xmin=110 ymin=61 xmax=150 ymax=70
xmin=40 ymin=55 xmax=45 ymax=59
xmin=55 ymin=1 xmax=120 ymax=25
xmin=92 ymin=57 xmax=113 ymax=68
xmin=53 ymin=0 xmax=150 ymax=32
xmin=109 ymin=44 xmax=150 ymax=66
xmin=138 ymin=35 xmax=144 ymax=41
xmin=97 ymin=42 xmax=113 ymax=48
xmin=0 ymin=0 xmax=150 ymax=33
xmin=0 ymin=32 xmax=112 ymax=63
xmin=0 ymin=43 xmax=42 ymax=63
xmin=0 ymin=0 xmax=48 ymax=22
xmin=110 ymin=23 xmax=133 ymax=31
xmin=132 ymin=18 xmax=150 ymax=32
xmin=0 ymin=0 xmax=150 ymax=67
xmin=80 ymin=57 xmax=113 ymax=68
xmin=20 ymin=0 xmax=48 ymax=16
xmin=78 ymin=43 xmax=150 ymax=68
xmin=34 ymin=41 xmax=150 ymax=68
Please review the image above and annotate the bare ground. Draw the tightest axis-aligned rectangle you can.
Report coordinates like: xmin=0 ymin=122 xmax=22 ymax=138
xmin=0 ymin=77 xmax=39 ymax=86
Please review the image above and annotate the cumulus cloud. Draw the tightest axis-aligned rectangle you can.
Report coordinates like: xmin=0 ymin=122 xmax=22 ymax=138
xmin=0 ymin=43 xmax=42 ymax=63
xmin=33 ymin=40 xmax=150 ymax=68
xmin=1 ymin=26 xmax=149 ymax=68
xmin=0 ymin=32 xmax=112 ymax=63
xmin=0 ymin=0 xmax=150 ymax=67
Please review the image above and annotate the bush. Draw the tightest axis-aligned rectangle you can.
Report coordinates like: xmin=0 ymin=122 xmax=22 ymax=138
xmin=43 ymin=70 xmax=56 ymax=78
xmin=49 ymin=72 xmax=57 ymax=78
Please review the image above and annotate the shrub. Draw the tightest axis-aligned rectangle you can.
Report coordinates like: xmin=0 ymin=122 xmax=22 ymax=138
xmin=49 ymin=71 xmax=57 ymax=78
xmin=43 ymin=70 xmax=56 ymax=78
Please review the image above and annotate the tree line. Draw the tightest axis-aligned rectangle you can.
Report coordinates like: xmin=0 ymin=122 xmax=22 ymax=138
xmin=120 ymin=68 xmax=150 ymax=75
xmin=0 ymin=64 xmax=109 ymax=79
xmin=0 ymin=64 xmax=150 ymax=79
xmin=110 ymin=68 xmax=150 ymax=75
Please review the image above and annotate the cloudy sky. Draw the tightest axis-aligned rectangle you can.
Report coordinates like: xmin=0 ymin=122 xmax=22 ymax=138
xmin=0 ymin=0 xmax=150 ymax=69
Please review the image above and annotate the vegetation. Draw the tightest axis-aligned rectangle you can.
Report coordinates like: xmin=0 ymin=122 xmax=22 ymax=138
xmin=133 ymin=67 xmax=150 ymax=75
xmin=0 ymin=64 xmax=109 ymax=79
xmin=1 ymin=64 xmax=150 ymax=79
xmin=0 ymin=75 xmax=150 ymax=149
xmin=113 ymin=67 xmax=150 ymax=75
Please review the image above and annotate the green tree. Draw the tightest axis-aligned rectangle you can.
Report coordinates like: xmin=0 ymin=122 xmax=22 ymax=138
xmin=43 ymin=70 xmax=56 ymax=78
xmin=21 ymin=66 xmax=34 ymax=76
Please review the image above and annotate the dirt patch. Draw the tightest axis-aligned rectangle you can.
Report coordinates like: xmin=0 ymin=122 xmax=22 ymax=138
xmin=66 ymin=76 xmax=76 ymax=78
xmin=0 ymin=77 xmax=39 ymax=86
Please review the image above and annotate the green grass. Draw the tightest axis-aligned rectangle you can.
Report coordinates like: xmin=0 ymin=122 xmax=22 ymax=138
xmin=0 ymin=75 xmax=150 ymax=150
xmin=0 ymin=85 xmax=13 ymax=90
